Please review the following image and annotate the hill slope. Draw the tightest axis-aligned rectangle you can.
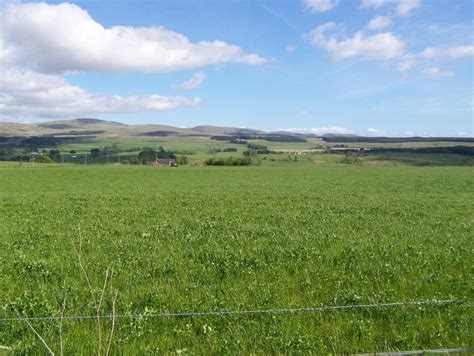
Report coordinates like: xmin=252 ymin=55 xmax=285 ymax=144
xmin=0 ymin=118 xmax=265 ymax=138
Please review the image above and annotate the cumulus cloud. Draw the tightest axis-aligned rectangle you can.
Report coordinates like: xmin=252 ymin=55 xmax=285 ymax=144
xmin=307 ymin=22 xmax=404 ymax=61
xmin=420 ymin=45 xmax=474 ymax=60
xmin=420 ymin=67 xmax=453 ymax=78
xmin=396 ymin=0 xmax=421 ymax=16
xmin=173 ymin=71 xmax=206 ymax=91
xmin=360 ymin=0 xmax=420 ymax=16
xmin=366 ymin=16 xmax=393 ymax=30
xmin=0 ymin=2 xmax=270 ymax=119
xmin=0 ymin=67 xmax=201 ymax=118
xmin=360 ymin=0 xmax=390 ymax=9
xmin=397 ymin=45 xmax=474 ymax=73
xmin=303 ymin=0 xmax=340 ymax=12
xmin=0 ymin=2 xmax=267 ymax=74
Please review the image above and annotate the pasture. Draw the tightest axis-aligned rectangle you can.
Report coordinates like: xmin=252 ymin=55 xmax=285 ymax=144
xmin=0 ymin=164 xmax=472 ymax=353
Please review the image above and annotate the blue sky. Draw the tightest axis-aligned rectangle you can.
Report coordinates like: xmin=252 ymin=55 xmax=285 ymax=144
xmin=0 ymin=0 xmax=472 ymax=136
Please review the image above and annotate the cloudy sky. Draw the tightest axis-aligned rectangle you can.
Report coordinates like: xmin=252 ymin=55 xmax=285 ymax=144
xmin=0 ymin=0 xmax=472 ymax=136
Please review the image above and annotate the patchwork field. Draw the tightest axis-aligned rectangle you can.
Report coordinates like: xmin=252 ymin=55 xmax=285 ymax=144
xmin=0 ymin=164 xmax=472 ymax=353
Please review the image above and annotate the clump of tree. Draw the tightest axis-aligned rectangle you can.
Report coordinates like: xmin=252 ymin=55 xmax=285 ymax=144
xmin=205 ymin=156 xmax=252 ymax=166
xmin=243 ymin=149 xmax=258 ymax=157
xmin=208 ymin=147 xmax=222 ymax=154
xmin=229 ymin=138 xmax=248 ymax=145
xmin=120 ymin=158 xmax=140 ymax=165
xmin=177 ymin=156 xmax=188 ymax=165
xmin=49 ymin=149 xmax=61 ymax=161
xmin=247 ymin=143 xmax=267 ymax=150
xmin=34 ymin=155 xmax=55 ymax=164
xmin=210 ymin=147 xmax=239 ymax=153
xmin=340 ymin=152 xmax=362 ymax=165
xmin=90 ymin=148 xmax=101 ymax=157
xmin=89 ymin=146 xmax=120 ymax=157
xmin=138 ymin=147 xmax=176 ymax=164
xmin=257 ymin=149 xmax=278 ymax=154
xmin=173 ymin=150 xmax=195 ymax=155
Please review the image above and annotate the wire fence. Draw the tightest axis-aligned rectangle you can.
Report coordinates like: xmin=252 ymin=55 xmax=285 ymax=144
xmin=355 ymin=348 xmax=474 ymax=355
xmin=1 ymin=298 xmax=471 ymax=323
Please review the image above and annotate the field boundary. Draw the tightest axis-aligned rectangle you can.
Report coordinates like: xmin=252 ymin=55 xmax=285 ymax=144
xmin=1 ymin=298 xmax=471 ymax=323
xmin=355 ymin=347 xmax=474 ymax=355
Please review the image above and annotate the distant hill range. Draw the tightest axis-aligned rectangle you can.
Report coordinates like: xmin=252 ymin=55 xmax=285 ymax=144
xmin=0 ymin=118 xmax=266 ymax=138
xmin=0 ymin=118 xmax=472 ymax=143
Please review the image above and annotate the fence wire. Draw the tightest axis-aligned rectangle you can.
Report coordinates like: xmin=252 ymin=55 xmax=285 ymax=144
xmin=0 ymin=298 xmax=471 ymax=323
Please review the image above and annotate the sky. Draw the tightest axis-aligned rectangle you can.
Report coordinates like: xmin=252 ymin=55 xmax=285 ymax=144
xmin=0 ymin=0 xmax=472 ymax=136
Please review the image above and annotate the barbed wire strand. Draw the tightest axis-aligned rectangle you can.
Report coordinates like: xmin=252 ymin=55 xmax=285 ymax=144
xmin=0 ymin=298 xmax=471 ymax=323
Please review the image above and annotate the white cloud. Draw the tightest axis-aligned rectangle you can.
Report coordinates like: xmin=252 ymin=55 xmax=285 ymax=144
xmin=173 ymin=71 xmax=206 ymax=91
xmin=303 ymin=0 xmax=340 ymax=13
xmin=360 ymin=0 xmax=421 ymax=16
xmin=0 ymin=2 xmax=268 ymax=119
xmin=456 ymin=131 xmax=474 ymax=137
xmin=420 ymin=67 xmax=453 ymax=78
xmin=285 ymin=44 xmax=296 ymax=53
xmin=360 ymin=0 xmax=390 ymax=9
xmin=0 ymin=68 xmax=201 ymax=118
xmin=0 ymin=2 xmax=267 ymax=74
xmin=366 ymin=16 xmax=393 ymax=30
xmin=308 ymin=22 xmax=405 ymax=61
xmin=420 ymin=45 xmax=474 ymax=60
xmin=367 ymin=128 xmax=384 ymax=135
xmin=396 ymin=0 xmax=420 ymax=16
xmin=397 ymin=56 xmax=417 ymax=71
xmin=282 ymin=126 xmax=352 ymax=135
xmin=283 ymin=126 xmax=390 ymax=136
xmin=397 ymin=45 xmax=474 ymax=72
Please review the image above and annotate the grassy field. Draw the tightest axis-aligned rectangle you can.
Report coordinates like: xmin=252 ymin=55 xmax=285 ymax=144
xmin=365 ymin=152 xmax=474 ymax=166
xmin=0 ymin=164 xmax=473 ymax=354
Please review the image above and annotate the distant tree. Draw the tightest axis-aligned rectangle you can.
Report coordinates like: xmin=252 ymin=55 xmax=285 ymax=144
xmin=205 ymin=156 xmax=252 ymax=166
xmin=208 ymin=147 xmax=222 ymax=154
xmin=90 ymin=148 xmax=101 ymax=157
xmin=138 ymin=147 xmax=176 ymax=164
xmin=247 ymin=143 xmax=267 ymax=150
xmin=49 ymin=149 xmax=61 ymax=161
xmin=138 ymin=150 xmax=157 ymax=164
xmin=340 ymin=153 xmax=362 ymax=165
xmin=23 ymin=147 xmax=38 ymax=153
xmin=177 ymin=156 xmax=188 ymax=165
xmin=70 ymin=150 xmax=77 ymax=154
xmin=35 ymin=155 xmax=55 ymax=164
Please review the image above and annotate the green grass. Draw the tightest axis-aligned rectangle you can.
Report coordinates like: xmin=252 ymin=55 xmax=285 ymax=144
xmin=58 ymin=136 xmax=248 ymax=155
xmin=365 ymin=152 xmax=474 ymax=166
xmin=0 ymin=164 xmax=473 ymax=354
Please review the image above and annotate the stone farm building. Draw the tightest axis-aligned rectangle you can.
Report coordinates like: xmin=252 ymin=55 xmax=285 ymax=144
xmin=152 ymin=158 xmax=177 ymax=166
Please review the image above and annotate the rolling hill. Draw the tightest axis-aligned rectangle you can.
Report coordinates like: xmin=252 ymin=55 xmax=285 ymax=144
xmin=0 ymin=118 xmax=265 ymax=138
